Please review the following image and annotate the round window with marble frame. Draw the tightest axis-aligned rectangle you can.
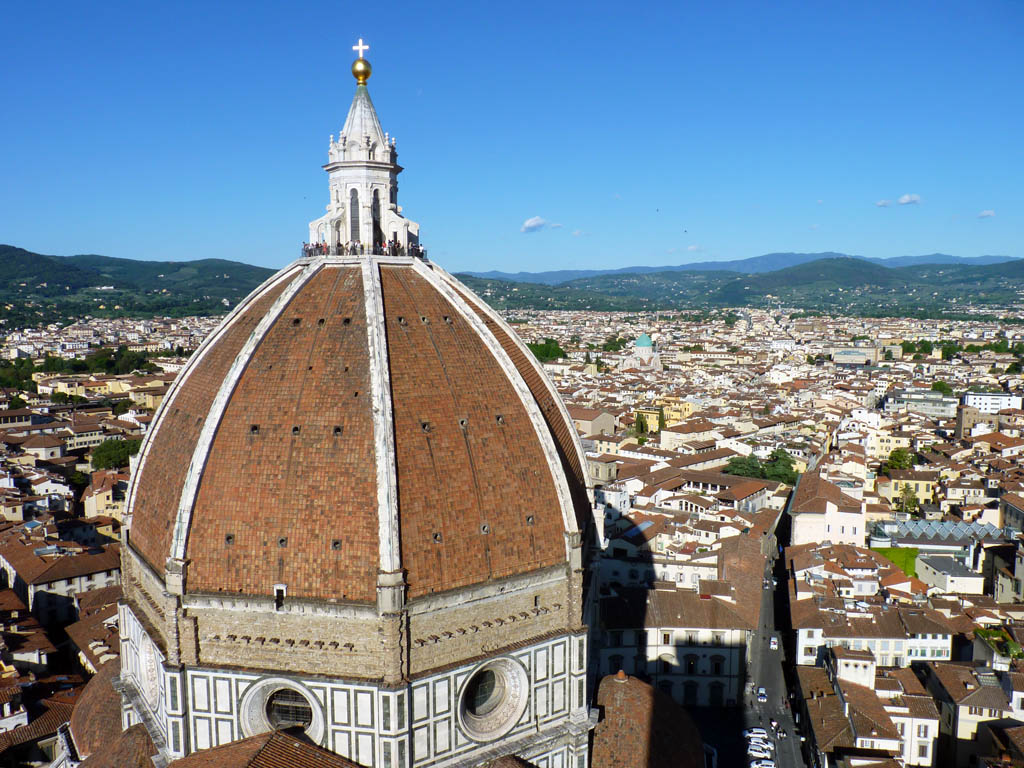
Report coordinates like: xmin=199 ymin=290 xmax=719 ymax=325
xmin=239 ymin=677 xmax=326 ymax=744
xmin=457 ymin=657 xmax=530 ymax=742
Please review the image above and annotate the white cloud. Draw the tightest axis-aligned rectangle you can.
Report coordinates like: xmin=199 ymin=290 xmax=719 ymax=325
xmin=550 ymin=222 xmax=564 ymax=229
xmin=687 ymin=244 xmax=700 ymax=252
xmin=876 ymin=199 xmax=891 ymax=207
xmin=978 ymin=209 xmax=995 ymax=218
xmin=898 ymin=193 xmax=921 ymax=205
xmin=520 ymin=216 xmax=547 ymax=233
xmin=572 ymin=229 xmax=583 ymax=237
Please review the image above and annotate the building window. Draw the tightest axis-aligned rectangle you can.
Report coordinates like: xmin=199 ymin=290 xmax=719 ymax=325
xmin=459 ymin=658 xmax=530 ymax=742
xmin=968 ymin=706 xmax=982 ymax=715
xmin=918 ymin=743 xmax=928 ymax=758
xmin=266 ymin=689 xmax=313 ymax=730
xmin=917 ymin=724 xmax=927 ymax=738
xmin=662 ymin=632 xmax=671 ymax=645
xmin=349 ymin=188 xmax=360 ymax=241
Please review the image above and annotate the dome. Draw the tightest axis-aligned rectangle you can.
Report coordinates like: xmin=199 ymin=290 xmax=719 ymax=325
xmin=125 ymin=254 xmax=591 ymax=604
xmin=635 ymin=333 xmax=653 ymax=348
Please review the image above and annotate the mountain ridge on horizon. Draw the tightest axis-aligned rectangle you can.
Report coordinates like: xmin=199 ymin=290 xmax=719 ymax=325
xmin=464 ymin=252 xmax=1018 ymax=285
xmin=3 ymin=243 xmax=1023 ymax=327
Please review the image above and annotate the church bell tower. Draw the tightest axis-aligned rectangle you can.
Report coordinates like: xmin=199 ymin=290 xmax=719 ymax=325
xmin=308 ymin=39 xmax=420 ymax=253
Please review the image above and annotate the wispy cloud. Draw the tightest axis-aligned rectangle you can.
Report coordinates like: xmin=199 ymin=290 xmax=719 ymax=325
xmin=898 ymin=193 xmax=921 ymax=205
xmin=876 ymin=199 xmax=891 ymax=207
xmin=520 ymin=216 xmax=547 ymax=233
xmin=978 ymin=209 xmax=996 ymax=219
xmin=572 ymin=229 xmax=583 ymax=237
xmin=809 ymin=224 xmax=820 ymax=230
xmin=550 ymin=222 xmax=564 ymax=229
xmin=687 ymin=244 xmax=700 ymax=252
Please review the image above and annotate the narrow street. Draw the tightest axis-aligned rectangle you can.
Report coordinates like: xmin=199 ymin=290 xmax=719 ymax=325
xmin=688 ymin=554 xmax=806 ymax=767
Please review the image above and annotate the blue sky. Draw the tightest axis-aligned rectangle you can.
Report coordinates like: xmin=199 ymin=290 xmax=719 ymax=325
xmin=1 ymin=1 xmax=1020 ymax=273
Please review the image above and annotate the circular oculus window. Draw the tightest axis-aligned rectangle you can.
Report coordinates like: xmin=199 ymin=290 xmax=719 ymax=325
xmin=458 ymin=658 xmax=529 ymax=742
xmin=239 ymin=678 xmax=325 ymax=744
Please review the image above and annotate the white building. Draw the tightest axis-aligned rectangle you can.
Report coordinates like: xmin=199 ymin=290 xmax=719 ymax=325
xmin=964 ymin=391 xmax=1023 ymax=414
xmin=789 ymin=472 xmax=866 ymax=547
xmin=917 ymin=556 xmax=986 ymax=595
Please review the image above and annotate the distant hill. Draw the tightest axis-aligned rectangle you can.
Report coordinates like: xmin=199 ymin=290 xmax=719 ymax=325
xmin=465 ymin=252 xmax=1018 ymax=284
xmin=62 ymin=253 xmax=275 ymax=295
xmin=0 ymin=245 xmax=275 ymax=329
xmin=0 ymin=245 xmax=106 ymax=295
xmin=3 ymin=244 xmax=1022 ymax=328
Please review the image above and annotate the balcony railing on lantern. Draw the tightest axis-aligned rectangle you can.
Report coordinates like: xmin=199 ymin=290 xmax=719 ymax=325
xmin=301 ymin=242 xmax=426 ymax=259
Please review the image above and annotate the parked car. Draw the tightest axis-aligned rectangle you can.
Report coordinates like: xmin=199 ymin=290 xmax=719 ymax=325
xmin=769 ymin=636 xmax=779 ymax=651
xmin=749 ymin=738 xmax=775 ymax=752
xmin=750 ymin=760 xmax=776 ymax=768
xmin=747 ymin=747 xmax=772 ymax=759
xmin=743 ymin=728 xmax=769 ymax=740
xmin=757 ymin=686 xmax=768 ymax=703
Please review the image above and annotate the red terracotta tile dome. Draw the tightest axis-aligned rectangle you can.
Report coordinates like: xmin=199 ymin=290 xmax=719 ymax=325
xmin=125 ymin=255 xmax=591 ymax=603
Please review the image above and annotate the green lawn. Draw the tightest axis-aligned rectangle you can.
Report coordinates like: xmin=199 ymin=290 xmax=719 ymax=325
xmin=873 ymin=547 xmax=918 ymax=577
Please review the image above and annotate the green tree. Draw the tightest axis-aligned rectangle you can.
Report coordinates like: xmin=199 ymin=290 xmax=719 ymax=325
xmin=763 ymin=448 xmax=798 ymax=485
xmin=884 ymin=349 xmax=894 ymax=361
xmin=91 ymin=438 xmax=142 ymax=470
xmin=6 ymin=395 xmax=26 ymax=409
xmin=657 ymin=408 xmax=666 ymax=431
xmin=526 ymin=338 xmax=566 ymax=363
xmin=112 ymin=400 xmax=132 ymax=416
xmin=931 ymin=381 xmax=953 ymax=396
xmin=724 ymin=454 xmax=764 ymax=480
xmin=1007 ymin=362 xmax=1022 ymax=374
xmin=900 ymin=341 xmax=916 ymax=355
xmin=51 ymin=392 xmax=69 ymax=404
xmin=69 ymin=470 xmax=91 ymax=487
xmin=634 ymin=413 xmax=649 ymax=435
xmin=887 ymin=448 xmax=913 ymax=471
xmin=916 ymin=340 xmax=934 ymax=355
xmin=602 ymin=336 xmax=630 ymax=352
xmin=899 ymin=484 xmax=919 ymax=514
